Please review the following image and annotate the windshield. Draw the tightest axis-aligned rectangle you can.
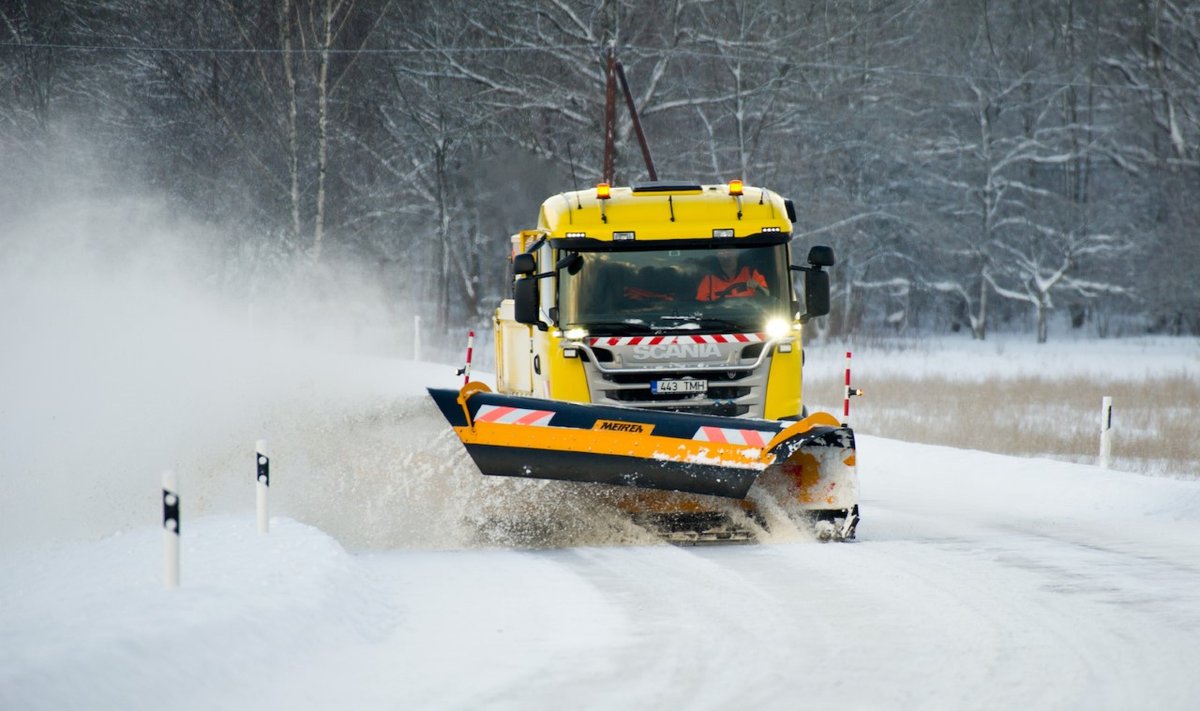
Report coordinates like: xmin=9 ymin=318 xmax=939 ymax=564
xmin=557 ymin=244 xmax=793 ymax=335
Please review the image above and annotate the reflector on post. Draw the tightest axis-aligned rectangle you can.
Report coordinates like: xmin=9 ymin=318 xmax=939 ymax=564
xmin=162 ymin=470 xmax=180 ymax=589
xmin=256 ymin=440 xmax=269 ymax=534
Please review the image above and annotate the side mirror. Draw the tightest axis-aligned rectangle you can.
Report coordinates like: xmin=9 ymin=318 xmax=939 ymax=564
xmin=514 ymin=277 xmax=540 ymax=325
xmin=807 ymin=245 xmax=835 ymax=268
xmin=556 ymin=252 xmax=583 ymax=275
xmin=789 ymin=245 xmax=834 ymax=320
xmin=804 ymin=269 xmax=830 ymax=319
xmin=513 ymin=253 xmax=537 ymax=276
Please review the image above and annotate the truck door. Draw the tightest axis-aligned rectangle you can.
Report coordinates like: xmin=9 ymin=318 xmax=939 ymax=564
xmin=496 ymin=300 xmax=534 ymax=395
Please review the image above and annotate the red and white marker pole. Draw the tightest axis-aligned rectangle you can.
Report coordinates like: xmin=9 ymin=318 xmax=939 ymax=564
xmin=843 ymin=351 xmax=863 ymax=427
xmin=256 ymin=439 xmax=270 ymax=534
xmin=463 ymin=330 xmax=475 ymax=385
xmin=162 ymin=470 xmax=180 ymax=589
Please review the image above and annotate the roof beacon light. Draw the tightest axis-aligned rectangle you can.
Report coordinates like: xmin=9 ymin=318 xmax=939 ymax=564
xmin=728 ymin=179 xmax=744 ymax=197
xmin=596 ymin=183 xmax=611 ymax=223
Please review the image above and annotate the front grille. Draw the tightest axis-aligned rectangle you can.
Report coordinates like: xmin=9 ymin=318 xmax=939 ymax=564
xmin=670 ymin=402 xmax=751 ymax=417
xmin=583 ymin=362 xmax=769 ymax=418
xmin=605 ymin=386 xmax=752 ymax=403
xmin=604 ymin=370 xmax=752 ymax=385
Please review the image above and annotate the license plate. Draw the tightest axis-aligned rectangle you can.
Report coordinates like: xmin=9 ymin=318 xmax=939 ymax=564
xmin=651 ymin=379 xmax=707 ymax=394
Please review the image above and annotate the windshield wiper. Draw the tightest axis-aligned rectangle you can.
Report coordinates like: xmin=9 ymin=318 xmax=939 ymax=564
xmin=578 ymin=321 xmax=656 ymax=336
xmin=655 ymin=317 xmax=747 ymax=332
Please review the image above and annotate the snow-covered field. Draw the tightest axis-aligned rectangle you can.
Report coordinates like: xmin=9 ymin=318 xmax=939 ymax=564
xmin=4 ymin=210 xmax=1200 ymax=709
xmin=806 ymin=332 xmax=1200 ymax=383
xmin=805 ymin=335 xmax=1200 ymax=478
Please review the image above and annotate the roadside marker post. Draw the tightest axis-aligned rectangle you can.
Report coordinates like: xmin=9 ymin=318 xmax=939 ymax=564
xmin=256 ymin=439 xmax=270 ymax=534
xmin=843 ymin=351 xmax=863 ymax=427
xmin=1099 ymin=396 xmax=1113 ymax=469
xmin=457 ymin=330 xmax=475 ymax=385
xmin=162 ymin=470 xmax=180 ymax=589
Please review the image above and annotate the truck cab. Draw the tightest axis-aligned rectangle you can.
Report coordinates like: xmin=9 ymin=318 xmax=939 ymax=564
xmin=497 ymin=180 xmax=832 ymax=421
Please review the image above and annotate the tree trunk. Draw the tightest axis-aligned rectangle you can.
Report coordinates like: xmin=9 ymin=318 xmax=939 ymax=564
xmin=312 ymin=0 xmax=334 ymax=262
xmin=840 ymin=278 xmax=854 ymax=337
xmin=280 ymin=0 xmax=300 ymax=243
xmin=734 ymin=59 xmax=748 ymax=181
xmin=973 ymin=276 xmax=989 ymax=340
xmin=436 ymin=144 xmax=451 ymax=328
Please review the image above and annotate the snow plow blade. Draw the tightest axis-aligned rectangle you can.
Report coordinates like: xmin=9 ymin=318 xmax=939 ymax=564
xmin=428 ymin=383 xmax=855 ymax=501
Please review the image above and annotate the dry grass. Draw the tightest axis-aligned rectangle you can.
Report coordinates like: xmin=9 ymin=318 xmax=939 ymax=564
xmin=805 ymin=373 xmax=1200 ymax=478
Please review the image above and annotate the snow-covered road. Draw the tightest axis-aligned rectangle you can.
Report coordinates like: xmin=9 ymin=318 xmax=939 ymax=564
xmin=290 ymin=436 xmax=1200 ymax=710
xmin=5 ymin=433 xmax=1199 ymax=711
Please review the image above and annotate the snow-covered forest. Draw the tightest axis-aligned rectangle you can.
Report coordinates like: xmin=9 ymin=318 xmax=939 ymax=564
xmin=2 ymin=0 xmax=1198 ymax=344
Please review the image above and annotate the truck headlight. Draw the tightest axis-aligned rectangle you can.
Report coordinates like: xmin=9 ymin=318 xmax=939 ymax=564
xmin=564 ymin=327 xmax=588 ymax=341
xmin=765 ymin=318 xmax=790 ymax=340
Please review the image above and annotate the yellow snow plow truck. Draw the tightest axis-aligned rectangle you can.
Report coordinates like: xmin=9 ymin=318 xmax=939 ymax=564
xmin=429 ymin=179 xmax=858 ymax=542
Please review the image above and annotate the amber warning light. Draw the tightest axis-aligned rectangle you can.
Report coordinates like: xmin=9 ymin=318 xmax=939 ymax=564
xmin=596 ymin=183 xmax=611 ymax=200
xmin=728 ymin=179 xmax=744 ymax=196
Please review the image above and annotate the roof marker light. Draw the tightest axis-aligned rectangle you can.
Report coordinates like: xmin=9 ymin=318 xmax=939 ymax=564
xmin=728 ymin=179 xmax=744 ymax=196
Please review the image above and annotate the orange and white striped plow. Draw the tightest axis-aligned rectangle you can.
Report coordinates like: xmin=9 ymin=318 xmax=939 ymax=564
xmin=428 ymin=383 xmax=858 ymax=535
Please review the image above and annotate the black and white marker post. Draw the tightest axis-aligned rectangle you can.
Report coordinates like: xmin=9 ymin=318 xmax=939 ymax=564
xmin=256 ymin=439 xmax=270 ymax=534
xmin=162 ymin=470 xmax=180 ymax=589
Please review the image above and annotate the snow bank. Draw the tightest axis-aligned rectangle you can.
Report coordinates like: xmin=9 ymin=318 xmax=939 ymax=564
xmin=861 ymin=434 xmax=1200 ymax=530
xmin=0 ymin=516 xmax=383 ymax=711
xmin=0 ymin=513 xmax=635 ymax=711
